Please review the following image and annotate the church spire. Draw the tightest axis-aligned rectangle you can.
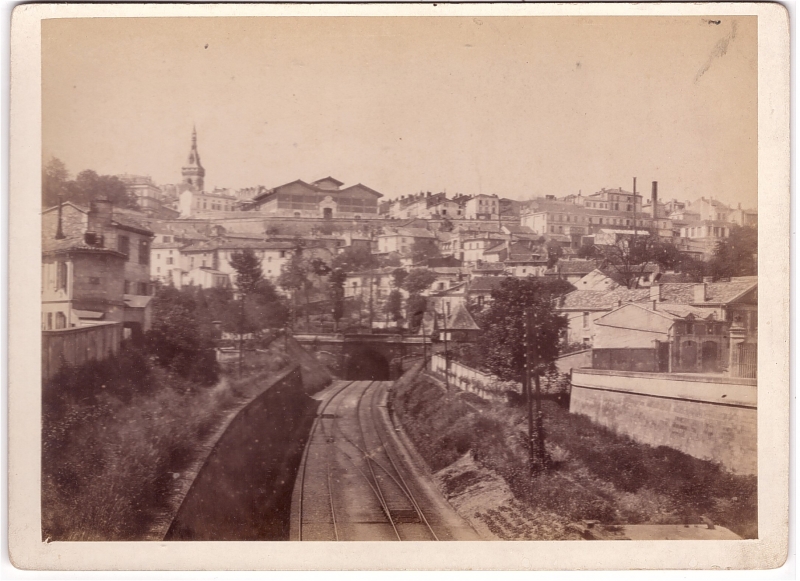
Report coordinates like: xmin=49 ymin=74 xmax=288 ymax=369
xmin=182 ymin=125 xmax=205 ymax=191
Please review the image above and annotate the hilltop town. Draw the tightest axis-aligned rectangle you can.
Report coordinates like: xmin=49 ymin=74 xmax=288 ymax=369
xmin=42 ymin=128 xmax=757 ymax=339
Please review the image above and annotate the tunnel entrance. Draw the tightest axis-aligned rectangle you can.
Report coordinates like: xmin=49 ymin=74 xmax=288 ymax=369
xmin=345 ymin=348 xmax=390 ymax=380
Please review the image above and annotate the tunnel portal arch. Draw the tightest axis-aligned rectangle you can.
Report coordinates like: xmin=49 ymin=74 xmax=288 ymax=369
xmin=344 ymin=346 xmax=391 ymax=381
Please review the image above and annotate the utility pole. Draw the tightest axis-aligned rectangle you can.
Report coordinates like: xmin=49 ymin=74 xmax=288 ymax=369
xmin=238 ymin=291 xmax=245 ymax=378
xmin=368 ymin=271 xmax=374 ymax=332
xmin=524 ymin=308 xmax=535 ymax=475
xmin=441 ymin=304 xmax=450 ymax=390
xmin=525 ymin=308 xmax=547 ymax=474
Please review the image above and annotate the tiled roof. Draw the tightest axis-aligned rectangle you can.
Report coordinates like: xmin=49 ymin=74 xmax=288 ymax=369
xmin=111 ymin=214 xmax=153 ymax=235
xmin=559 ymin=287 xmax=649 ymax=310
xmin=445 ymin=302 xmax=481 ymax=331
xmin=151 ymin=242 xmax=186 ymax=250
xmin=657 ymin=279 xmax=757 ymax=305
xmin=556 ymin=259 xmax=598 ymax=274
xmin=472 ymin=263 xmax=505 ymax=272
xmin=468 ymin=276 xmax=510 ymax=292
xmin=42 ymin=236 xmax=127 ymax=257
xmin=123 ymin=295 xmax=153 ymax=309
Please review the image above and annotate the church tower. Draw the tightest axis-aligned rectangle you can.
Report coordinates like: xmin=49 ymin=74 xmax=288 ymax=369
xmin=182 ymin=125 xmax=205 ymax=191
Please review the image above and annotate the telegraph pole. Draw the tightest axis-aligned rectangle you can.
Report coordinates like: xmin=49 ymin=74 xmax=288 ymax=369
xmin=524 ymin=309 xmax=535 ymax=475
xmin=238 ymin=291 xmax=245 ymax=378
xmin=440 ymin=304 xmax=450 ymax=389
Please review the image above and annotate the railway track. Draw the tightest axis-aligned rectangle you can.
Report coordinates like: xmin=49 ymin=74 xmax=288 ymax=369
xmin=293 ymin=380 xmax=448 ymax=541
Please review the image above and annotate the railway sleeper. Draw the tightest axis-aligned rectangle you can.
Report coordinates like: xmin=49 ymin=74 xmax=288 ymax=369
xmin=387 ymin=508 xmax=422 ymax=524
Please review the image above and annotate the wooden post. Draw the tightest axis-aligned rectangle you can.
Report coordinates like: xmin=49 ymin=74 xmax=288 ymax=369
xmin=524 ymin=309 xmax=535 ymax=475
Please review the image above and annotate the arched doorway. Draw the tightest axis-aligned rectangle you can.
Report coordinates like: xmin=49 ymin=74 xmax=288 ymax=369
xmin=701 ymin=341 xmax=719 ymax=373
xmin=345 ymin=348 xmax=390 ymax=380
xmin=680 ymin=340 xmax=697 ymax=372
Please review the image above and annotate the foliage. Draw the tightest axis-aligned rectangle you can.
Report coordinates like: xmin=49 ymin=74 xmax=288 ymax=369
xmin=474 ymin=278 xmax=568 ymax=383
xmin=229 ymin=249 xmax=264 ymax=294
xmin=42 ymin=158 xmax=138 ymax=209
xmin=145 ymin=286 xmax=219 ymax=385
xmin=327 ymin=267 xmax=347 ymax=329
xmin=330 ymin=244 xmax=379 ymax=272
xmin=595 ymin=233 xmax=662 ymax=289
xmin=406 ymin=294 xmax=429 ymax=332
xmin=384 ymin=289 xmax=404 ymax=323
xmin=401 ymin=268 xmax=437 ymax=295
xmin=576 ymin=244 xmax=600 ymax=259
xmin=391 ymin=267 xmax=408 ymax=289
xmin=439 ymin=217 xmax=455 ymax=232
xmin=411 ymin=238 xmax=441 ymax=263
xmin=709 ymin=225 xmax=757 ymax=280
xmin=42 ymin=341 xmax=292 ymax=541
xmin=545 ymin=240 xmax=563 ymax=268
xmin=394 ymin=375 xmax=757 ymax=539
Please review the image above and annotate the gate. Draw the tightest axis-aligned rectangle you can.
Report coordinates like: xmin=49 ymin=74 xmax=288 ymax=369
xmin=736 ymin=343 xmax=757 ymax=379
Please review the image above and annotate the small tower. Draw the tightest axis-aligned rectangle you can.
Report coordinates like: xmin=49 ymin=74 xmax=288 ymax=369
xmin=182 ymin=125 xmax=205 ymax=191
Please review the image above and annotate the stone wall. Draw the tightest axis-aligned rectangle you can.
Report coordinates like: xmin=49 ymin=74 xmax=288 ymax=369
xmin=42 ymin=322 xmax=123 ymax=382
xmin=570 ymin=368 xmax=757 ymax=475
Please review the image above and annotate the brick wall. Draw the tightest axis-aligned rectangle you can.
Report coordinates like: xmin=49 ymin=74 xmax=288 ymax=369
xmin=42 ymin=205 xmax=88 ymax=241
xmin=570 ymin=368 xmax=757 ymax=474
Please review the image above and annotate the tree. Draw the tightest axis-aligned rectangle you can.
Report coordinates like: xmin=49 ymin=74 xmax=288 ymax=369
xmin=406 ymin=294 xmax=429 ymax=333
xmin=42 ymin=157 xmax=69 ymax=208
xmin=401 ymin=268 xmax=437 ymax=295
xmin=576 ymin=244 xmax=600 ymax=259
xmin=384 ymin=289 xmax=404 ymax=325
xmin=411 ymin=238 xmax=441 ymax=263
xmin=596 ymin=233 xmax=662 ymax=289
xmin=545 ymin=240 xmax=563 ymax=269
xmin=327 ymin=267 xmax=347 ymax=331
xmin=331 ymin=245 xmax=379 ymax=272
xmin=278 ymin=243 xmax=311 ymax=328
xmin=439 ymin=217 xmax=455 ymax=232
xmin=145 ymin=286 xmax=219 ymax=385
xmin=391 ymin=268 xmax=408 ymax=289
xmin=68 ymin=170 xmax=138 ymax=209
xmin=708 ymin=225 xmax=757 ymax=280
xmin=229 ymin=249 xmax=264 ymax=294
xmin=474 ymin=278 xmax=568 ymax=384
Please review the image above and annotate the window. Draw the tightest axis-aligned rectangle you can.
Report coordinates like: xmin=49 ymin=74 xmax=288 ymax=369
xmin=138 ymin=282 xmax=149 ymax=295
xmin=139 ymin=240 xmax=150 ymax=265
xmin=118 ymin=235 xmax=130 ymax=256
xmin=55 ymin=312 xmax=66 ymax=329
xmin=686 ymin=322 xmax=694 ymax=334
xmin=124 ymin=280 xmax=130 ymax=294
xmin=157 ymin=267 xmax=161 ymax=273
xmin=438 ymin=282 xmax=445 ymax=290
xmin=166 ymin=257 xmax=174 ymax=265
xmin=583 ymin=312 xmax=590 ymax=329
xmin=47 ymin=312 xmax=53 ymax=330
xmin=56 ymin=261 xmax=67 ymax=291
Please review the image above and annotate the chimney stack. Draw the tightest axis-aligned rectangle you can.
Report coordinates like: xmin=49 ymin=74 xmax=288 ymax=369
xmin=87 ymin=199 xmax=113 ymax=241
xmin=651 ymin=181 xmax=658 ymax=219
xmin=649 ymin=283 xmax=661 ymax=302
xmin=55 ymin=195 xmax=65 ymax=240
xmin=693 ymin=282 xmax=707 ymax=303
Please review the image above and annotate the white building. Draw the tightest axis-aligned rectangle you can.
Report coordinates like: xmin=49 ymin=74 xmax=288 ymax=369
xmin=464 ymin=194 xmax=500 ymax=220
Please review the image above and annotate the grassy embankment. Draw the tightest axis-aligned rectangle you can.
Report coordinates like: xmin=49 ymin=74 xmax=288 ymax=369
xmin=393 ymin=374 xmax=757 ymax=540
xmin=42 ymin=340 xmax=291 ymax=541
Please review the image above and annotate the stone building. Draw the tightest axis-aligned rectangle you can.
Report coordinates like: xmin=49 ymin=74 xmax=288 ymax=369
xmin=249 ymin=176 xmax=383 ymax=220
xmin=42 ymin=199 xmax=155 ymax=339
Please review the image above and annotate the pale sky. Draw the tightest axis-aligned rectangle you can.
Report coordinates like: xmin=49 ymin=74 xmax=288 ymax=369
xmin=43 ymin=16 xmax=757 ymax=208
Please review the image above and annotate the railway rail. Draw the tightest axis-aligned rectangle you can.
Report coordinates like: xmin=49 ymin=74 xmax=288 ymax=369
xmin=292 ymin=380 xmax=472 ymax=541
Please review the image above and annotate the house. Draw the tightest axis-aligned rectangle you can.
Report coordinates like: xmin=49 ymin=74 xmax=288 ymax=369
xmin=464 ymin=194 xmax=500 ymax=220
xmin=434 ymin=301 xmax=481 ymax=342
xmin=572 ymin=269 xmax=621 ymax=292
xmin=42 ymin=199 xmax=154 ymax=340
xmin=466 ymin=276 xmax=509 ymax=307
xmin=183 ymin=267 xmax=230 ymax=289
xmin=556 ymin=286 xmax=650 ymax=345
xmin=376 ymin=228 xmax=436 ymax=257
xmin=545 ymin=259 xmax=599 ymax=284
xmin=461 ymin=235 xmax=506 ymax=264
xmin=481 ymin=240 xmax=548 ymax=277
xmin=592 ymin=302 xmax=729 ymax=374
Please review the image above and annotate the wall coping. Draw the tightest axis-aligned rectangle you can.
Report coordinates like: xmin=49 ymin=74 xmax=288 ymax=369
xmin=42 ymin=321 xmax=122 ymax=336
xmin=574 ymin=367 xmax=757 ymax=386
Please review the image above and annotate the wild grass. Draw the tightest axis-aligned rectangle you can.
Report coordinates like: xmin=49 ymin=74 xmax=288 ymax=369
xmin=394 ymin=375 xmax=757 ymax=539
xmin=42 ymin=340 xmax=291 ymax=541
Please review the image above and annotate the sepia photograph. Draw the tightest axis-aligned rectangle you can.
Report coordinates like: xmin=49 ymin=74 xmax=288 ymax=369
xmin=8 ymin=1 xmax=790 ymax=572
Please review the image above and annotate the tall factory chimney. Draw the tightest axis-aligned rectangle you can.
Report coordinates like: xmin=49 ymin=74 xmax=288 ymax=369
xmin=651 ymin=181 xmax=658 ymax=219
